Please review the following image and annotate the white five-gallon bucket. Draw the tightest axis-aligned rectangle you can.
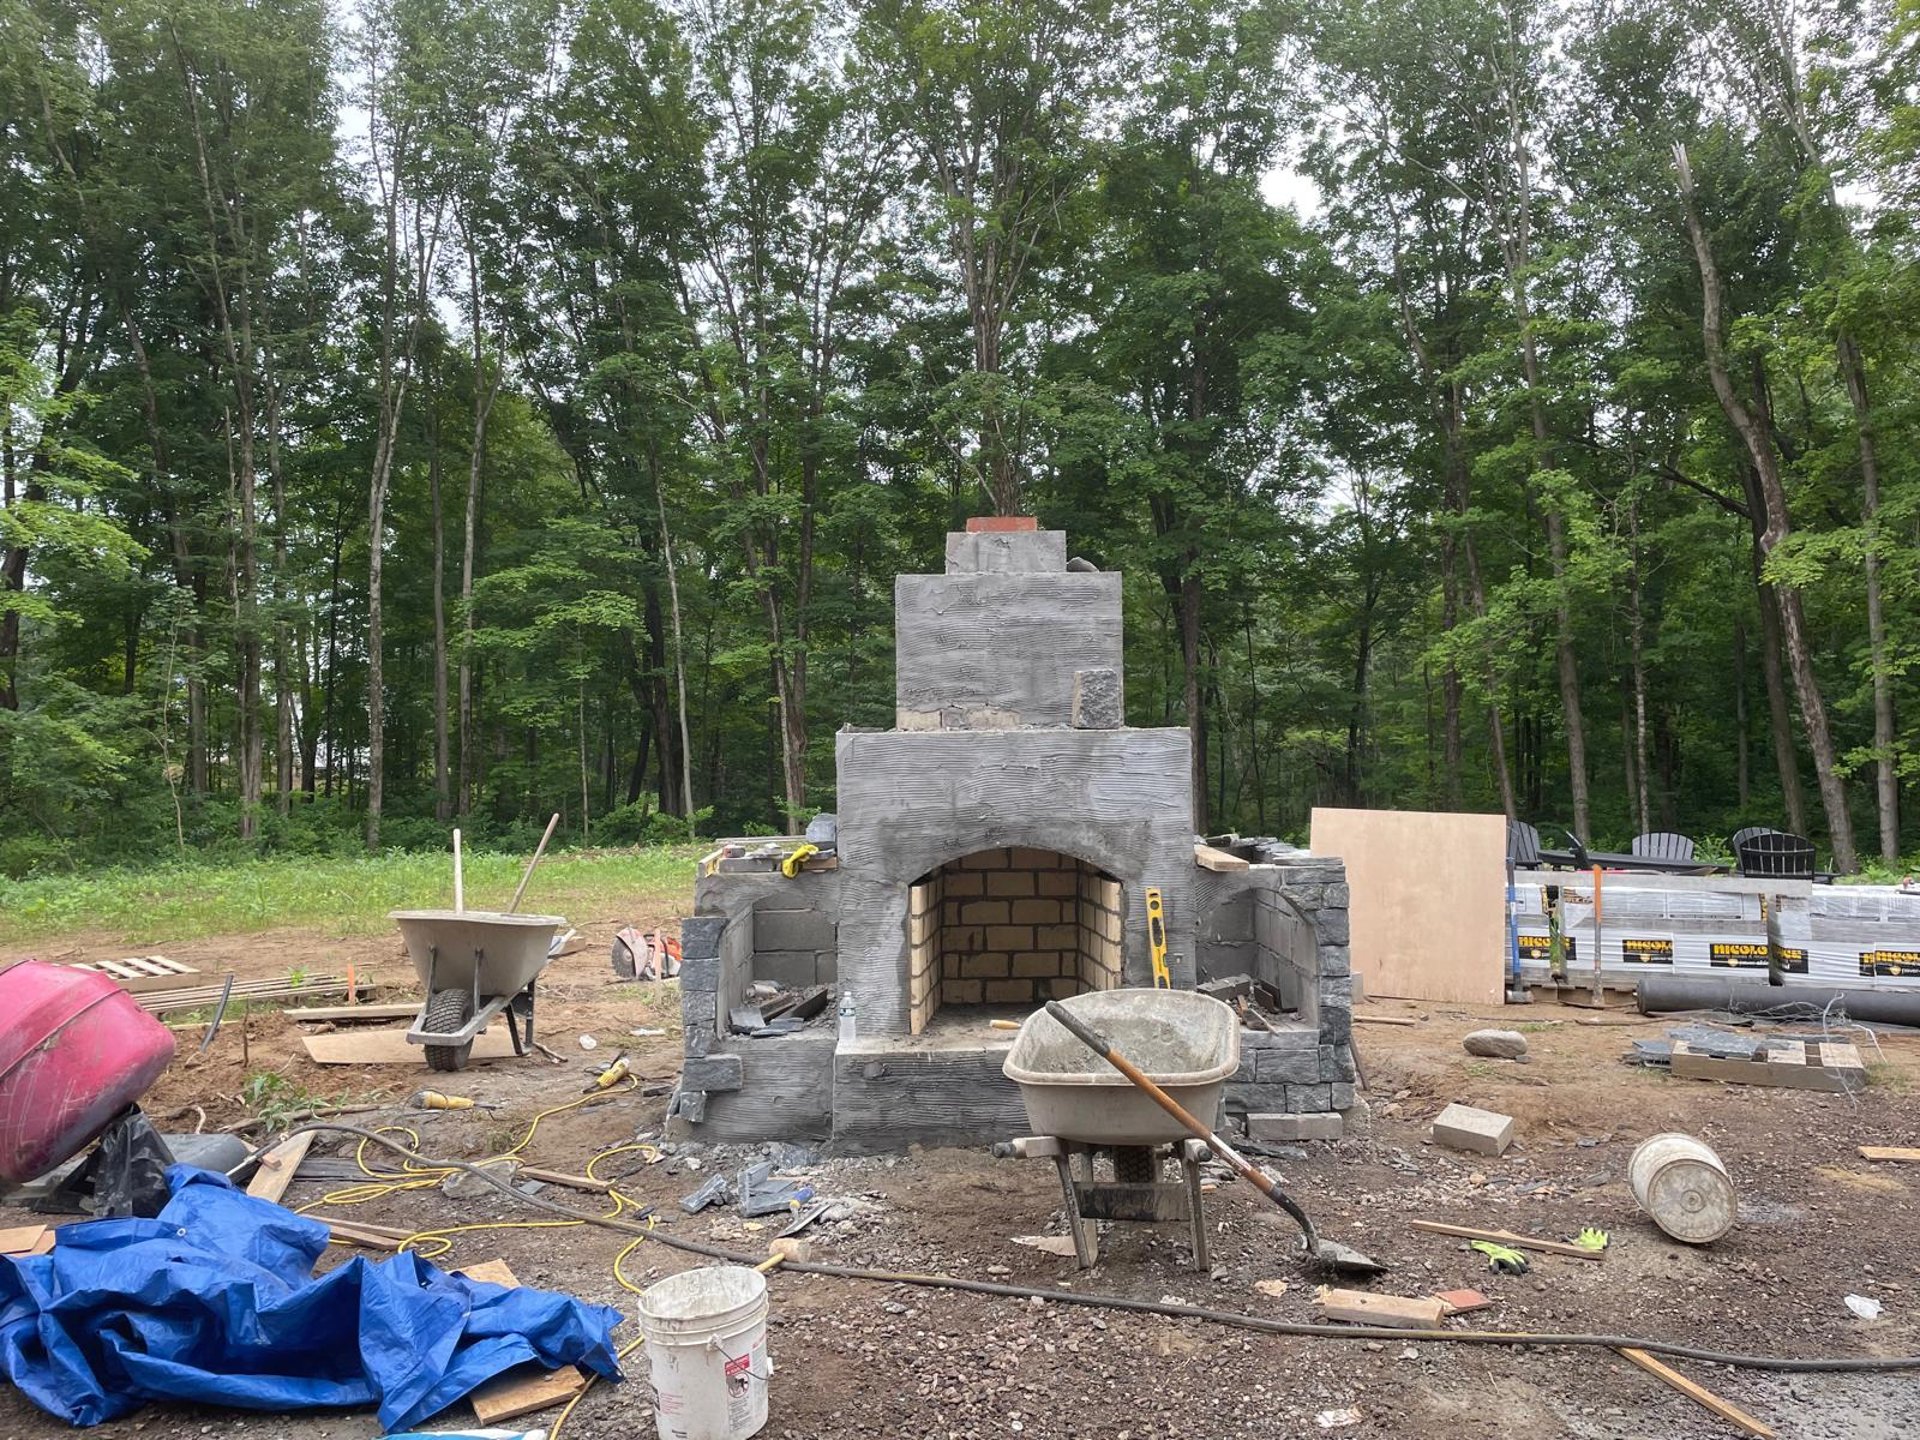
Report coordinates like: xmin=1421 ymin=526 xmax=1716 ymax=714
xmin=638 ymin=1265 xmax=772 ymax=1440
xmin=1630 ymin=1132 xmax=1737 ymax=1244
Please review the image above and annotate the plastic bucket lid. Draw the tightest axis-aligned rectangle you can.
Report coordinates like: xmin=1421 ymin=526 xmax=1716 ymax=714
xmin=638 ymin=1265 xmax=768 ymax=1343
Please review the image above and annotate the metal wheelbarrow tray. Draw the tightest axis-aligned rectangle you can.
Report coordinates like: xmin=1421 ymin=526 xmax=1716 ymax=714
xmin=390 ymin=910 xmax=564 ymax=1071
xmin=1002 ymin=988 xmax=1239 ymax=1145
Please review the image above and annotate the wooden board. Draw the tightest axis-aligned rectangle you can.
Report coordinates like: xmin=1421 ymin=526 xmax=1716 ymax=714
xmin=1315 ymin=1288 xmax=1447 ymax=1329
xmin=455 ymin=1258 xmax=591 ymax=1423
xmin=1670 ymin=1039 xmax=1865 ymax=1093
xmin=68 ymin=956 xmax=200 ymax=995
xmin=284 ymin=1002 xmax=419 ymax=1023
xmin=1860 ymin=1146 xmax=1920 ymax=1163
xmin=245 ymin=1131 xmax=316 ymax=1204
xmin=1193 ymin=843 xmax=1250 ymax=873
xmin=0 ymin=1224 xmax=48 ymax=1255
xmin=1617 ymin=1348 xmax=1775 ymax=1438
xmin=1309 ymin=808 xmax=1508 ymax=1005
xmin=1408 ymin=1219 xmax=1604 ymax=1261
xmin=302 ymin=1026 xmax=518 ymax=1066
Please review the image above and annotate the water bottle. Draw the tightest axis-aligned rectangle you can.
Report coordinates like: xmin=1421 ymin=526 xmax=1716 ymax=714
xmin=836 ymin=991 xmax=856 ymax=1043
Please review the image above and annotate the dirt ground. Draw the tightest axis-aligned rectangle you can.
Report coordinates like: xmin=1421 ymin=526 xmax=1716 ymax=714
xmin=3 ymin=914 xmax=1919 ymax=1439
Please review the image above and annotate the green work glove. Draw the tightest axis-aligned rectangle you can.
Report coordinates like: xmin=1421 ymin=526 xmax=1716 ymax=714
xmin=1572 ymin=1226 xmax=1609 ymax=1252
xmin=1469 ymin=1240 xmax=1530 ymax=1275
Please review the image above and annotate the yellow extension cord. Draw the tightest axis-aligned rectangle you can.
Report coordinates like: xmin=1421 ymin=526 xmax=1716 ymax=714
xmin=294 ymin=1084 xmax=662 ymax=1437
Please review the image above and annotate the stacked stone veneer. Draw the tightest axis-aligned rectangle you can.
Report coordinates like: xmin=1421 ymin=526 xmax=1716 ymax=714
xmin=908 ymin=847 xmax=1124 ymax=1030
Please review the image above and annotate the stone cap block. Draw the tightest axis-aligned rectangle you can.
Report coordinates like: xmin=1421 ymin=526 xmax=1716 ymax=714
xmin=1431 ymin=1102 xmax=1514 ymax=1156
xmin=946 ymin=528 xmax=1067 ymax=574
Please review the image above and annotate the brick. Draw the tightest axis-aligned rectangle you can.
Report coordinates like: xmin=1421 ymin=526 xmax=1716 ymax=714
xmin=945 ymin=979 xmax=984 ymax=1004
xmin=1010 ymin=898 xmax=1063 ymax=924
xmin=1255 ymin=1048 xmax=1325 ymax=1084
xmin=679 ymin=915 xmax=728 ymax=961
xmin=1040 ymin=976 xmax=1084 ymax=1000
xmin=681 ymin=1054 xmax=743 ymax=1093
xmin=678 ymin=956 xmax=720 ymax=994
xmin=984 ymin=979 xmax=1035 ymax=1003
xmin=986 ymin=871 xmax=1036 ymax=898
xmin=960 ymin=953 xmax=1009 ymax=978
xmin=1036 ymin=870 xmax=1077 ymax=897
xmin=1285 ymin=1083 xmax=1332 ymax=1113
xmin=966 ymin=515 xmax=1039 ymax=532
xmin=986 ymin=925 xmax=1034 ymax=951
xmin=1247 ymin=1112 xmax=1343 ymax=1142
xmin=960 ymin=899 xmax=1011 ymax=925
xmin=1036 ymin=923 xmax=1079 ymax=950
xmin=942 ymin=870 xmax=985 ymax=897
xmin=1012 ymin=951 xmax=1064 ymax=977
xmin=1430 ymin=1103 xmax=1514 ymax=1156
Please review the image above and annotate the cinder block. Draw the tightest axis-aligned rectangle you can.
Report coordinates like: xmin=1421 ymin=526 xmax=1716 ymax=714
xmin=680 ymin=915 xmax=728 ymax=961
xmin=1010 ymin=898 xmax=1063 ymax=924
xmin=986 ymin=870 xmax=1036 ymax=897
xmin=1248 ymin=1112 xmax=1343 ymax=1142
xmin=1255 ymin=1048 xmax=1324 ymax=1084
xmin=678 ymin=956 xmax=720 ymax=994
xmin=984 ymin=979 xmax=1034 ymax=1004
xmin=681 ymin=1054 xmax=744 ymax=1093
xmin=1071 ymin=667 xmax=1123 ymax=729
xmin=1431 ymin=1102 xmax=1514 ymax=1156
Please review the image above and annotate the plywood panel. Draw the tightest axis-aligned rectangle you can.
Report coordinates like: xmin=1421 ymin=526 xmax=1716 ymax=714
xmin=1308 ymin=808 xmax=1507 ymax=1005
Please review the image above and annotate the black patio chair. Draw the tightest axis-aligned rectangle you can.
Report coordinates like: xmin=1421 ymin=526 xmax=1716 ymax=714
xmin=1735 ymin=829 xmax=1816 ymax=879
xmin=1631 ymin=832 xmax=1697 ymax=862
xmin=1729 ymin=826 xmax=1781 ymax=852
xmin=1509 ymin=819 xmax=1579 ymax=869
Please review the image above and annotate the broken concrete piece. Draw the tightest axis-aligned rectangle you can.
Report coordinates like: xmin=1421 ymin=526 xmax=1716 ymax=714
xmin=1431 ymin=1102 xmax=1514 ymax=1156
xmin=1463 ymin=1028 xmax=1528 ymax=1059
xmin=1248 ymin=1112 xmax=1343 ymax=1142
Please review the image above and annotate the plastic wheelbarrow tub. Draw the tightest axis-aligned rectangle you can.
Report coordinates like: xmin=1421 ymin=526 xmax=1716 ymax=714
xmin=1002 ymin=988 xmax=1240 ymax=1145
xmin=0 ymin=960 xmax=177 ymax=1184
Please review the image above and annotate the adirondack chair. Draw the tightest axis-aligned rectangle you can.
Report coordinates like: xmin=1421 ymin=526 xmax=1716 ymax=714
xmin=1631 ymin=832 xmax=1697 ymax=862
xmin=1735 ymin=829 xmax=1816 ymax=879
xmin=1729 ymin=826 xmax=1780 ymax=853
xmin=1509 ymin=819 xmax=1579 ymax=869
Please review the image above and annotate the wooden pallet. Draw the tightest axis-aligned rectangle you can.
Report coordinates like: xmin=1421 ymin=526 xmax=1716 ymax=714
xmin=69 ymin=956 xmax=199 ymax=995
xmin=137 ymin=973 xmax=372 ymax=1016
xmin=1670 ymin=1038 xmax=1866 ymax=1093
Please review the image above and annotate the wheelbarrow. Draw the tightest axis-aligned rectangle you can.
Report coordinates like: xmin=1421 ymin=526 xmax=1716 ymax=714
xmin=390 ymin=910 xmax=563 ymax=1071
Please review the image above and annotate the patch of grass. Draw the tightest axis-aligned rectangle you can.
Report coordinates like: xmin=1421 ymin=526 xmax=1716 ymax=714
xmin=0 ymin=845 xmax=699 ymax=945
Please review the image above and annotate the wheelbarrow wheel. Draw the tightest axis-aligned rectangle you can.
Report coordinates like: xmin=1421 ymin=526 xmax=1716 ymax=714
xmin=422 ymin=987 xmax=475 ymax=1072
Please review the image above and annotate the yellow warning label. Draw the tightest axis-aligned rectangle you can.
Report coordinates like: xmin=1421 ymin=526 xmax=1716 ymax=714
xmin=1711 ymin=942 xmax=1808 ymax=974
xmin=1861 ymin=949 xmax=1920 ymax=978
xmin=1620 ymin=937 xmax=1674 ymax=965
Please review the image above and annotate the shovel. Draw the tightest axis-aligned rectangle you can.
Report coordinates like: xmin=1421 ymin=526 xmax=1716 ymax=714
xmin=1042 ymin=1000 xmax=1387 ymax=1276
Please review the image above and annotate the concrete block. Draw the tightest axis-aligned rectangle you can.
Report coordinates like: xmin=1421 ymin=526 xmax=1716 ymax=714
xmin=753 ymin=951 xmax=819 ymax=989
xmin=896 ymin=707 xmax=943 ymax=730
xmin=678 ymin=956 xmax=720 ymax=994
xmin=1329 ymin=1082 xmax=1355 ymax=1110
xmin=680 ymin=915 xmax=728 ymax=961
xmin=681 ymin=1054 xmax=744 ymax=1093
xmin=1071 ymin=667 xmax=1123 ymax=729
xmin=754 ymin=908 xmax=835 ymax=952
xmin=1248 ymin=1112 xmax=1344 ymax=1142
xmin=1285 ymin=1083 xmax=1332 ymax=1113
xmin=1254 ymin=1048 xmax=1325 ymax=1084
xmin=1431 ymin=1102 xmax=1514 ymax=1156
xmin=945 ymin=528 xmax=1067 ymax=574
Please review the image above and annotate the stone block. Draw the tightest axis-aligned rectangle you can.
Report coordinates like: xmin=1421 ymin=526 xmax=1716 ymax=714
xmin=668 ymin=1089 xmax=707 ymax=1124
xmin=945 ymin=527 xmax=1066 ymax=574
xmin=984 ymin=979 xmax=1034 ymax=1003
xmin=1314 ymin=906 xmax=1350 ymax=945
xmin=754 ymin=908 xmax=835 ymax=952
xmin=986 ymin=871 xmax=1036 ymax=898
xmin=681 ymin=1054 xmax=744 ymax=1093
xmin=1319 ymin=944 xmax=1351 ymax=978
xmin=1329 ymin=1082 xmax=1355 ymax=1110
xmin=684 ymin=1026 xmax=713 ymax=1059
xmin=678 ymin=955 xmax=720 ymax=994
xmin=1071 ymin=667 xmax=1123 ymax=729
xmin=1223 ymin=1084 xmax=1291 ymax=1114
xmin=754 ymin=951 xmax=819 ymax=989
xmin=1431 ymin=1102 xmax=1514 ymax=1156
xmin=1323 ymin=1044 xmax=1356 ymax=1083
xmin=1285 ymin=1083 xmax=1332 ymax=1113
xmin=682 ymin=991 xmax=717 ymax=1026
xmin=1317 ymin=999 xmax=1352 ymax=1047
xmin=680 ymin=915 xmax=728 ymax=961
xmin=1325 ymin=884 xmax=1351 ymax=907
xmin=1255 ymin=1048 xmax=1325 ymax=1084
xmin=1231 ymin=1054 xmax=1256 ymax=1085
xmin=1248 ymin=1112 xmax=1344 ymax=1142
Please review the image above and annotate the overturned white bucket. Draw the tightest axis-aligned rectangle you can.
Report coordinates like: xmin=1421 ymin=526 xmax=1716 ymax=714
xmin=638 ymin=1265 xmax=771 ymax=1440
xmin=1630 ymin=1132 xmax=1736 ymax=1244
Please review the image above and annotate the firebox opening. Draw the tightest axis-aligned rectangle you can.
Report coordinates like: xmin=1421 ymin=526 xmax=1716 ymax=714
xmin=907 ymin=846 xmax=1124 ymax=1035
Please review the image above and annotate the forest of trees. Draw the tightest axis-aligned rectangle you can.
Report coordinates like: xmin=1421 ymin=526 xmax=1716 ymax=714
xmin=2 ymin=0 xmax=1917 ymax=876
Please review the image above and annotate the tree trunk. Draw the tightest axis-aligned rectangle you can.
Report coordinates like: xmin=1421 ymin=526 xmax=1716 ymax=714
xmin=651 ymin=443 xmax=696 ymax=833
xmin=1180 ymin=562 xmax=1209 ymax=833
xmin=1674 ymin=145 xmax=1854 ymax=870
xmin=261 ymin=342 xmax=294 ymax=812
xmin=429 ymin=364 xmax=450 ymax=821
xmin=1733 ymin=618 xmax=1750 ymax=811
xmin=1836 ymin=336 xmax=1898 ymax=863
xmin=1755 ymin=580 xmax=1806 ymax=834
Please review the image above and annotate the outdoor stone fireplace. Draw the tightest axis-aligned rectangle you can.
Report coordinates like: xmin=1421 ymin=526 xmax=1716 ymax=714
xmin=670 ymin=519 xmax=1357 ymax=1149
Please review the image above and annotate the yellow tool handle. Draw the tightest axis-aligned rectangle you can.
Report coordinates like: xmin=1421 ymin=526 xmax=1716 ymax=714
xmin=410 ymin=1089 xmax=476 ymax=1110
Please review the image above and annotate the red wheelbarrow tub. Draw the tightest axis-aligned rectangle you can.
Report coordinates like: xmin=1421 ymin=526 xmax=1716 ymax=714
xmin=0 ymin=961 xmax=177 ymax=1185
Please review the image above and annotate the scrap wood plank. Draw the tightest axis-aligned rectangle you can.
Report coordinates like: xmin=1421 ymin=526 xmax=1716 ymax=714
xmin=0 ymin=1224 xmax=48 ymax=1255
xmin=1670 ymin=1039 xmax=1864 ymax=1094
xmin=28 ymin=1231 xmax=55 ymax=1255
xmin=302 ymin=1026 xmax=517 ymax=1066
xmin=1408 ymin=1219 xmax=1604 ymax=1261
xmin=283 ymin=1002 xmax=419 ymax=1024
xmin=455 ymin=1258 xmax=591 ymax=1423
xmin=68 ymin=957 xmax=200 ymax=995
xmin=1315 ymin=1287 xmax=1447 ymax=1330
xmin=1352 ymin=1013 xmax=1419 ymax=1027
xmin=1617 ymin=1348 xmax=1775 ymax=1438
xmin=1860 ymin=1146 xmax=1920 ymax=1163
xmin=1432 ymin=1288 xmax=1492 ymax=1315
xmin=1193 ymin=843 xmax=1250 ymax=873
xmin=245 ymin=1131 xmax=316 ymax=1205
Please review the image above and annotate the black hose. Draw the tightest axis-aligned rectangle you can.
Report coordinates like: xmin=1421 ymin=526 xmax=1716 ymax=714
xmin=256 ymin=1124 xmax=1920 ymax=1376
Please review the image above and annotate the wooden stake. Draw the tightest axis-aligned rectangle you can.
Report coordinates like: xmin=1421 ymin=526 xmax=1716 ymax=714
xmin=452 ymin=828 xmax=464 ymax=913
xmin=1617 ymin=1348 xmax=1776 ymax=1438
xmin=1408 ymin=1219 xmax=1604 ymax=1260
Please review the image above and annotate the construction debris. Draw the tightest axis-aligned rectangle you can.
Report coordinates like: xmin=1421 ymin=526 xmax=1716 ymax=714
xmin=1408 ymin=1220 xmax=1605 ymax=1261
xmin=1430 ymin=1103 xmax=1514 ymax=1156
xmin=1616 ymin=1347 xmax=1776 ymax=1439
xmin=303 ymin=1027 xmax=518 ymax=1066
xmin=1860 ymin=1146 xmax=1920 ymax=1163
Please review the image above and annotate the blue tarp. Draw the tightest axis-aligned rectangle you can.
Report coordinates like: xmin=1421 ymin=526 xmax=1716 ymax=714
xmin=0 ymin=1166 xmax=623 ymax=1429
